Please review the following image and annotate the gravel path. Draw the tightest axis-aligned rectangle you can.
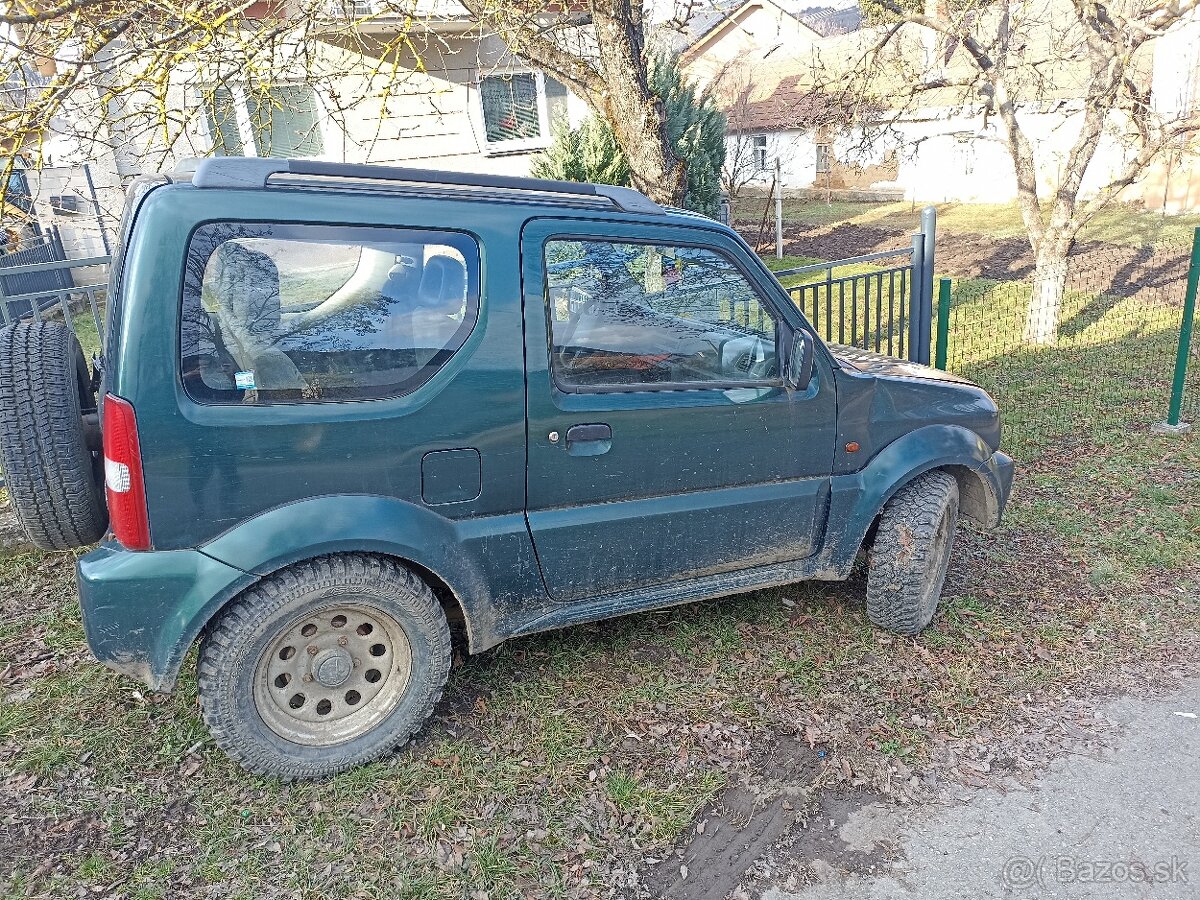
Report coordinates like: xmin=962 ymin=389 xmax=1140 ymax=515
xmin=761 ymin=679 xmax=1200 ymax=900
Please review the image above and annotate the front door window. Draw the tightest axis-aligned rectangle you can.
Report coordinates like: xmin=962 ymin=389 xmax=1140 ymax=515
xmin=544 ymin=239 xmax=779 ymax=391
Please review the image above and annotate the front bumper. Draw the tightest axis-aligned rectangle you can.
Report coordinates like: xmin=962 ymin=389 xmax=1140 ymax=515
xmin=77 ymin=543 xmax=255 ymax=692
xmin=982 ymin=449 xmax=1016 ymax=528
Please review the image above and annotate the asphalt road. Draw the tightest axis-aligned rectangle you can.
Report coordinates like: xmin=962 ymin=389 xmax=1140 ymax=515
xmin=762 ymin=679 xmax=1200 ymax=900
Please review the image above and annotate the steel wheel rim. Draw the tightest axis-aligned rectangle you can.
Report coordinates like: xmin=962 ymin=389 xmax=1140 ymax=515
xmin=253 ymin=601 xmax=413 ymax=746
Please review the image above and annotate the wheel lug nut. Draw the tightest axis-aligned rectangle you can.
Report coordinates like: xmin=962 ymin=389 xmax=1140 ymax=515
xmin=337 ymin=637 xmax=348 ymax=647
xmin=353 ymin=658 xmax=360 ymax=668
xmin=307 ymin=646 xmax=318 ymax=655
xmin=303 ymin=674 xmax=314 ymax=683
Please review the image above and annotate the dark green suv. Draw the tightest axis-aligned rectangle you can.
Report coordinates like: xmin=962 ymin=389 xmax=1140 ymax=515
xmin=0 ymin=159 xmax=1013 ymax=778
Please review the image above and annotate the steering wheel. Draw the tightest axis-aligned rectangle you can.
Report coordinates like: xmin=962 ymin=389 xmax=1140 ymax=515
xmin=744 ymin=337 xmax=777 ymax=379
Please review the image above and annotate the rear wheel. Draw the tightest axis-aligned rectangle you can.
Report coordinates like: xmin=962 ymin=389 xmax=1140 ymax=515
xmin=0 ymin=321 xmax=107 ymax=549
xmin=197 ymin=554 xmax=451 ymax=779
xmin=866 ymin=470 xmax=959 ymax=636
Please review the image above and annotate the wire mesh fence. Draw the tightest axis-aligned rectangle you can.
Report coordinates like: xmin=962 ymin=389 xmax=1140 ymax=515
xmin=1184 ymin=338 xmax=1200 ymax=425
xmin=933 ymin=248 xmax=1194 ymax=443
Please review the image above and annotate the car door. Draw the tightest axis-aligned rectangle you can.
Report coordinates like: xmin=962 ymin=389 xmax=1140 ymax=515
xmin=521 ymin=217 xmax=837 ymax=602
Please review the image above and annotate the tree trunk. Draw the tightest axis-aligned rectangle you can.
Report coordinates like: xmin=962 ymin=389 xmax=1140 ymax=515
xmin=591 ymin=5 xmax=685 ymax=206
xmin=1023 ymin=242 xmax=1070 ymax=345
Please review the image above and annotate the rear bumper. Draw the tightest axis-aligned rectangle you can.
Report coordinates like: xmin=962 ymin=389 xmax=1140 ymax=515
xmin=77 ymin=543 xmax=255 ymax=692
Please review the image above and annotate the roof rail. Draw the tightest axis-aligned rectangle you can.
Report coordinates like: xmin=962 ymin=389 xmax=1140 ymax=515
xmin=184 ymin=157 xmax=665 ymax=215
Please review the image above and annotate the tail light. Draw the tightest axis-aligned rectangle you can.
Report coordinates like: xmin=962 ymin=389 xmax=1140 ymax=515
xmin=102 ymin=394 xmax=151 ymax=550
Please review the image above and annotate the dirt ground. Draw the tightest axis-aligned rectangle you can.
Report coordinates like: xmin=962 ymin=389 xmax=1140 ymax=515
xmin=640 ymin=524 xmax=1200 ymax=899
xmin=739 ymin=219 xmax=1191 ymax=300
xmin=759 ymin=680 xmax=1200 ymax=899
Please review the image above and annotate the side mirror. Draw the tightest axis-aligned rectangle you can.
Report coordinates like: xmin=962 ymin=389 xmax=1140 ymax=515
xmin=785 ymin=330 xmax=814 ymax=392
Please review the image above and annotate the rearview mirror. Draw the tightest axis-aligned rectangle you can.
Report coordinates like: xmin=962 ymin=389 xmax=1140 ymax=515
xmin=785 ymin=330 xmax=814 ymax=392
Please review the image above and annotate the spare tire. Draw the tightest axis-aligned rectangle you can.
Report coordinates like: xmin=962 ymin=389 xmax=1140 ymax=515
xmin=0 ymin=321 xmax=108 ymax=550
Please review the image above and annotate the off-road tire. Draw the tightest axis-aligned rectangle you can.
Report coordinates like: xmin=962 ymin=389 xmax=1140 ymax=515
xmin=0 ymin=321 xmax=107 ymax=549
xmin=197 ymin=554 xmax=451 ymax=779
xmin=866 ymin=470 xmax=959 ymax=636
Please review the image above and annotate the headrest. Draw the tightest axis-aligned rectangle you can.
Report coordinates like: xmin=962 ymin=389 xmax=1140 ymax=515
xmin=415 ymin=254 xmax=467 ymax=309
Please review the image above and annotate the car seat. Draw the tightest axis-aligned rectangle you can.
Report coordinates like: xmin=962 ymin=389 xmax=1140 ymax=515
xmin=212 ymin=242 xmax=307 ymax=393
xmin=380 ymin=261 xmax=418 ymax=304
xmin=407 ymin=254 xmax=467 ymax=353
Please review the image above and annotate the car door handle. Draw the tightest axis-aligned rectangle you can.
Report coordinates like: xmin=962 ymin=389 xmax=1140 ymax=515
xmin=566 ymin=424 xmax=611 ymax=443
xmin=565 ymin=423 xmax=612 ymax=456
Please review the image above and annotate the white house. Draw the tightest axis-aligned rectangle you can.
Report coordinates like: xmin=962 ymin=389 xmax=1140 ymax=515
xmin=25 ymin=0 xmax=1200 ymax=227
xmin=23 ymin=2 xmax=609 ymax=252
xmin=685 ymin=0 xmax=1200 ymax=212
xmin=36 ymin=3 xmax=597 ymax=199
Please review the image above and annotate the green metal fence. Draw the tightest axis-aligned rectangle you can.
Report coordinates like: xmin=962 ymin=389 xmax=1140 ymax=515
xmin=1165 ymin=228 xmax=1199 ymax=430
xmin=931 ymin=229 xmax=1198 ymax=435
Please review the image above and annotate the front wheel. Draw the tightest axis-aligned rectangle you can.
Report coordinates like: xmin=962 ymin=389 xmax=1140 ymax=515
xmin=197 ymin=554 xmax=451 ymax=779
xmin=866 ymin=470 xmax=959 ymax=636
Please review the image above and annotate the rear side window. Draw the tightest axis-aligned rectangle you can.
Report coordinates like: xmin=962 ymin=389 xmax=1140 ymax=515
xmin=180 ymin=223 xmax=480 ymax=404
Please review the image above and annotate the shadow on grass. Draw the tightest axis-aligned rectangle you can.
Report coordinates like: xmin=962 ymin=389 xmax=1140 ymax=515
xmin=1057 ymin=291 xmax=1124 ymax=341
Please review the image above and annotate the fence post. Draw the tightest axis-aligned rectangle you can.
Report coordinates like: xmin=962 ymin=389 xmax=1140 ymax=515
xmin=83 ymin=163 xmax=112 ymax=257
xmin=774 ymin=158 xmax=784 ymax=261
xmin=50 ymin=226 xmax=72 ymax=288
xmin=918 ymin=205 xmax=936 ymax=365
xmin=935 ymin=277 xmax=952 ymax=370
xmin=908 ymin=233 xmax=924 ymax=362
xmin=1160 ymin=226 xmax=1200 ymax=432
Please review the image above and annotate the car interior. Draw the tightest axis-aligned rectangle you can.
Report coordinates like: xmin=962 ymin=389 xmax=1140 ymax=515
xmin=185 ymin=237 xmax=471 ymax=401
xmin=546 ymin=242 xmax=779 ymax=388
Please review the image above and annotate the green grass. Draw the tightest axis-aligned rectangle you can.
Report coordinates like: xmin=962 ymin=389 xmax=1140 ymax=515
xmin=3 ymin=244 xmax=1200 ymax=897
xmin=70 ymin=306 xmax=103 ymax=359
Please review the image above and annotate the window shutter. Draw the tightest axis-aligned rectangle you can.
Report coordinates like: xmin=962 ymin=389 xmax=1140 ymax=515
xmin=480 ymin=73 xmax=543 ymax=143
xmin=250 ymin=85 xmax=324 ymax=159
xmin=205 ymin=87 xmax=244 ymax=156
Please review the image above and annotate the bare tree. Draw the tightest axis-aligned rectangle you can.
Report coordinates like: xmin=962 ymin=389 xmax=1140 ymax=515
xmin=0 ymin=0 xmax=442 ymax=196
xmin=453 ymin=1 xmax=688 ymax=205
xmin=718 ymin=70 xmax=775 ymax=215
xmin=1 ymin=1 xmax=702 ymax=209
xmin=832 ymin=0 xmax=1200 ymax=343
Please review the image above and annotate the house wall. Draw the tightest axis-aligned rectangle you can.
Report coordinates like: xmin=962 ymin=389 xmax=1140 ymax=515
xmin=744 ymin=106 xmax=1153 ymax=207
xmin=683 ymin=1 xmax=821 ymax=89
xmin=889 ymin=106 xmax=1151 ymax=206
xmin=727 ymin=129 xmax=814 ymax=194
xmin=318 ymin=33 xmax=588 ymax=174
xmin=1135 ymin=9 xmax=1200 ymax=213
xmin=23 ymin=165 xmax=124 ymax=260
xmin=698 ymin=0 xmax=1199 ymax=212
xmin=42 ymin=29 xmax=590 ymax=184
xmin=1134 ymin=153 xmax=1200 ymax=214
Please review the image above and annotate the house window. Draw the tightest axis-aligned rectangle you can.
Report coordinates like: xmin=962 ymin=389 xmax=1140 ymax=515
xmin=753 ymin=135 xmax=768 ymax=170
xmin=953 ymin=141 xmax=975 ymax=176
xmin=478 ymin=72 xmax=568 ymax=152
xmin=815 ymin=144 xmax=832 ymax=174
xmin=203 ymin=84 xmax=324 ymax=159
